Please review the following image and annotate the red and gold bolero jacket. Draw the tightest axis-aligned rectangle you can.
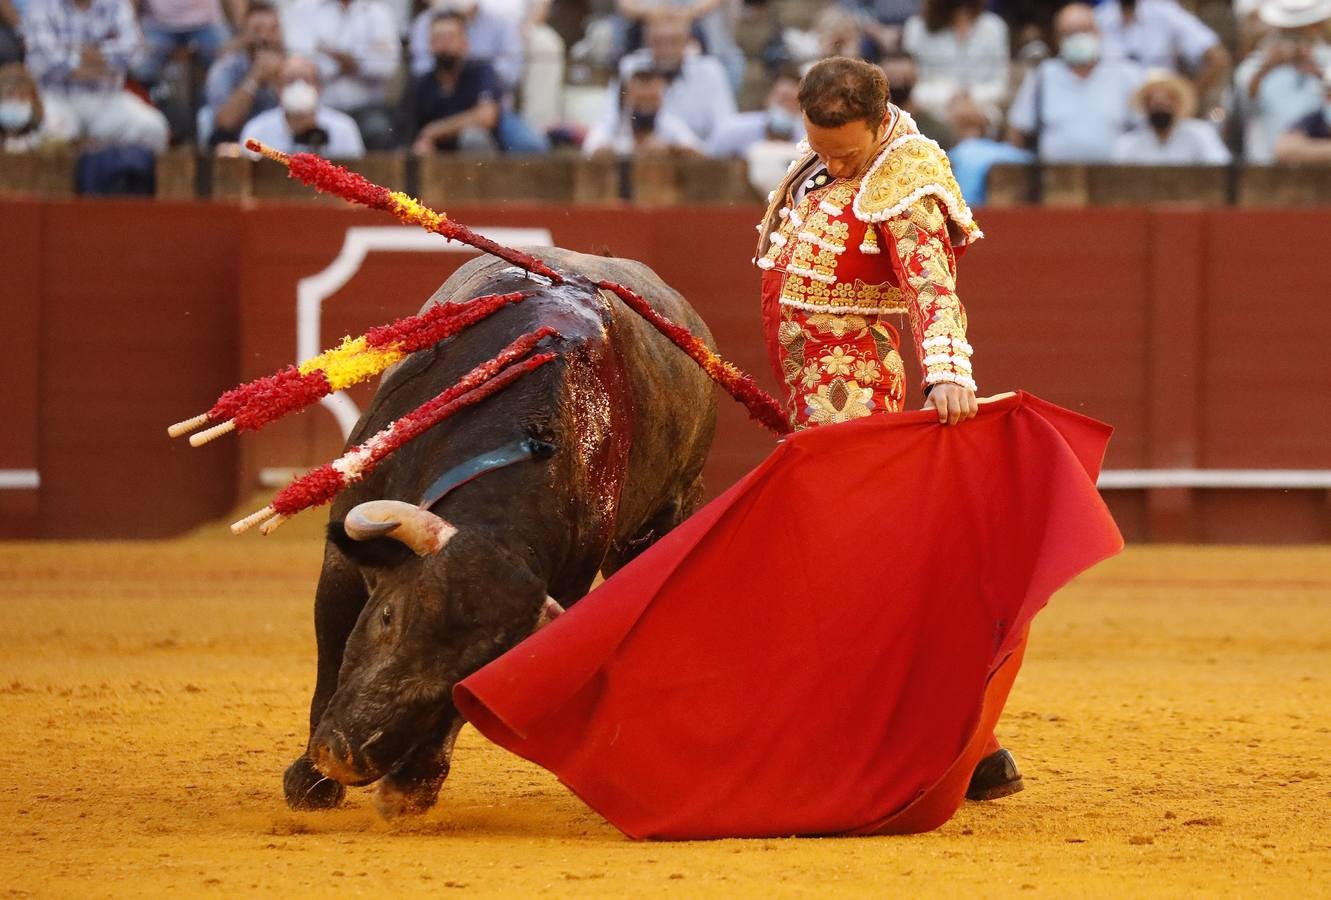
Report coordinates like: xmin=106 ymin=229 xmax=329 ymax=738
xmin=754 ymin=110 xmax=983 ymax=392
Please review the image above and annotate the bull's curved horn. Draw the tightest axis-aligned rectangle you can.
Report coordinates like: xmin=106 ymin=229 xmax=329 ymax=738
xmin=343 ymin=501 xmax=457 ymax=556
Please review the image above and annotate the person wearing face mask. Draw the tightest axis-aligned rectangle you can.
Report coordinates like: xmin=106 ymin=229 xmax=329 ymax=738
xmin=613 ymin=10 xmax=734 ymax=143
xmin=879 ymin=49 xmax=955 ymax=148
xmin=200 ymin=1 xmax=286 ymax=146
xmin=1112 ymin=69 xmax=1231 ymax=164
xmin=1236 ymin=0 xmax=1331 ymax=163
xmin=240 ymin=54 xmax=365 ymax=158
xmin=704 ymin=68 xmax=804 ymax=158
xmin=582 ymin=68 xmax=702 ymax=157
xmin=406 ymin=11 xmax=501 ymax=154
xmin=1006 ymin=2 xmax=1145 ymax=162
xmin=0 ymin=62 xmax=76 ymax=152
xmin=1274 ymin=64 xmax=1331 ymax=162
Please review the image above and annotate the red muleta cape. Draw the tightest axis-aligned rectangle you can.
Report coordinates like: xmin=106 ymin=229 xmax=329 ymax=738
xmin=453 ymin=392 xmax=1123 ymax=840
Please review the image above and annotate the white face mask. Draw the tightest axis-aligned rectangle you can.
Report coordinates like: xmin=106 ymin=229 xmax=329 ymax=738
xmin=1060 ymin=31 xmax=1100 ymax=67
xmin=280 ymin=80 xmax=319 ymax=117
xmin=0 ymin=100 xmax=33 ymax=131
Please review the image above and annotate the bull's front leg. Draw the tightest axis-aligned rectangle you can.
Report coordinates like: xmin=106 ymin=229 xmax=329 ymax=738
xmin=373 ymin=714 xmax=465 ymax=820
xmin=284 ymin=552 xmax=367 ymax=810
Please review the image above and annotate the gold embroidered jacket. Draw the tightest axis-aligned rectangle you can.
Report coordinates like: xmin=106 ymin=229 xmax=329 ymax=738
xmin=754 ymin=110 xmax=982 ymax=391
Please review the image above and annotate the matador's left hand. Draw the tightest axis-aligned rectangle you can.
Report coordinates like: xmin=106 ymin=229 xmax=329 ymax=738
xmin=922 ymin=383 xmax=978 ymax=425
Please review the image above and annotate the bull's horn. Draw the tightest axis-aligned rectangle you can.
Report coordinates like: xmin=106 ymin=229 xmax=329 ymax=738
xmin=343 ymin=501 xmax=457 ymax=556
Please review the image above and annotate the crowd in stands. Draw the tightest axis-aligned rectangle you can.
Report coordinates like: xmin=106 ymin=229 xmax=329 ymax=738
xmin=4 ymin=0 xmax=1331 ymax=201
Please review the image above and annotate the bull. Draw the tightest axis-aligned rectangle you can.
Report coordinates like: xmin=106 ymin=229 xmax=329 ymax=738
xmin=281 ymin=248 xmax=718 ymax=818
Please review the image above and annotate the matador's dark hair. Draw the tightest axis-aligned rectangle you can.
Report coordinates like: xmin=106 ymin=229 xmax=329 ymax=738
xmin=798 ymin=57 xmax=890 ymax=128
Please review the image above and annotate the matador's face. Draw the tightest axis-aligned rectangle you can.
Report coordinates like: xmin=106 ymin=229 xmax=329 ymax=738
xmin=802 ymin=114 xmax=891 ymax=181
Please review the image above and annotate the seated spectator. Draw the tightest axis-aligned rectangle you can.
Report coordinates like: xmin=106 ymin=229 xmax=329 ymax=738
xmin=409 ymin=0 xmax=521 ymax=89
xmin=407 ymin=10 xmax=500 ymax=154
xmin=1113 ymin=69 xmax=1231 ymax=164
xmin=615 ymin=0 xmax=744 ymax=92
xmin=1 ymin=0 xmax=23 ymax=65
xmin=0 ymin=61 xmax=76 ymax=150
xmin=240 ymin=53 xmax=364 ymax=157
xmin=284 ymin=0 xmax=401 ymax=149
xmin=22 ymin=0 xmax=171 ymax=151
xmin=1274 ymin=64 xmax=1331 ymax=162
xmin=880 ymin=48 xmax=953 ymax=147
xmin=839 ymin=0 xmax=924 ymax=51
xmin=133 ymin=0 xmax=235 ymax=87
xmin=705 ymin=67 xmax=803 ymax=157
xmin=410 ymin=0 xmax=546 ymax=152
xmin=1236 ymin=0 xmax=1331 ymax=163
xmin=1095 ymin=0 xmax=1230 ymax=99
xmin=945 ymin=93 xmax=1034 ymax=205
xmin=583 ymin=68 xmax=701 ymax=156
xmin=200 ymin=1 xmax=284 ymax=145
xmin=1006 ymin=3 xmax=1144 ymax=162
xmin=901 ymin=0 xmax=1009 ymax=123
xmin=617 ymin=10 xmax=734 ymax=142
xmin=481 ymin=0 xmax=564 ymax=133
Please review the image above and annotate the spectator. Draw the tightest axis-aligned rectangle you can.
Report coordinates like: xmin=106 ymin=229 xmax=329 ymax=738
xmin=1113 ymin=69 xmax=1231 ymax=164
xmin=616 ymin=0 xmax=744 ymax=92
xmin=200 ymin=0 xmax=284 ymax=145
xmin=705 ymin=67 xmax=803 ymax=157
xmin=1274 ymin=64 xmax=1331 ymax=162
xmin=1094 ymin=0 xmax=1230 ymax=99
xmin=583 ymin=68 xmax=701 ymax=156
xmin=284 ymin=0 xmax=400 ymax=149
xmin=880 ymin=48 xmax=954 ymax=147
xmin=409 ymin=0 xmax=547 ymax=152
xmin=409 ymin=0 xmax=521 ymax=89
xmin=901 ymin=0 xmax=1009 ymax=122
xmin=134 ymin=0 xmax=236 ymax=86
xmin=617 ymin=10 xmax=734 ymax=142
xmin=481 ymin=0 xmax=564 ymax=132
xmin=1 ymin=0 xmax=23 ymax=65
xmin=945 ymin=93 xmax=1034 ymax=205
xmin=1006 ymin=3 xmax=1144 ymax=162
xmin=839 ymin=0 xmax=924 ymax=51
xmin=0 ymin=60 xmax=75 ymax=150
xmin=23 ymin=0 xmax=171 ymax=151
xmin=407 ymin=10 xmax=499 ymax=154
xmin=240 ymin=53 xmax=364 ymax=156
xmin=1235 ymin=0 xmax=1331 ymax=163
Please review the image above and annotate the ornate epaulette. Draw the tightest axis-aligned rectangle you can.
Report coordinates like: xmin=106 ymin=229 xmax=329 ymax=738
xmin=851 ymin=129 xmax=983 ymax=246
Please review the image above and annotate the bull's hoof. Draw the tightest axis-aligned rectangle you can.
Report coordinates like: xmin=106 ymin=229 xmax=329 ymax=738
xmin=283 ymin=756 xmax=346 ymax=811
xmin=373 ymin=774 xmax=442 ymax=820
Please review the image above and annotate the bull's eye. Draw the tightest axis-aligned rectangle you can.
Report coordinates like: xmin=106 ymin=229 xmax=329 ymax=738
xmin=381 ymin=605 xmax=392 ymax=627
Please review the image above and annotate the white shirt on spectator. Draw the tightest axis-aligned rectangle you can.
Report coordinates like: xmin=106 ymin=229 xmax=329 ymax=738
xmin=240 ymin=105 xmax=366 ymax=157
xmin=1008 ymin=57 xmax=1145 ymax=162
xmin=1112 ymin=119 xmax=1232 ymax=164
xmin=1095 ymin=0 xmax=1219 ymax=71
xmin=901 ymin=11 xmax=1010 ymax=119
xmin=284 ymin=0 xmax=401 ymax=112
xmin=1235 ymin=37 xmax=1331 ymax=164
xmin=616 ymin=48 xmax=735 ymax=140
xmin=706 ymin=109 xmax=805 ymax=157
xmin=582 ymin=109 xmax=701 ymax=156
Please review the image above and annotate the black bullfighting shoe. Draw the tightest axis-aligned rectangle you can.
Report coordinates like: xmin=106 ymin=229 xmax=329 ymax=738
xmin=966 ymin=748 xmax=1025 ymax=801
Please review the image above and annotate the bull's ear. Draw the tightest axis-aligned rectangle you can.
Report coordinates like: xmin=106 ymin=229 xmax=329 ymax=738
xmin=327 ymin=521 xmax=416 ymax=568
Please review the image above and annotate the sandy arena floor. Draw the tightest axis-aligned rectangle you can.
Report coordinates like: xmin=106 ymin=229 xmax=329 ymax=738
xmin=1 ymin=522 xmax=1328 ymax=898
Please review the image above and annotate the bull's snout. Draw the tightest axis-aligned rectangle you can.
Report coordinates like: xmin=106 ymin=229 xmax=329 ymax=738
xmin=310 ymin=727 xmax=383 ymax=787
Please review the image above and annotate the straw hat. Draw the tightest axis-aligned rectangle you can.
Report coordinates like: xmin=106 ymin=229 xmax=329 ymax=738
xmin=1133 ymin=69 xmax=1198 ymax=118
xmin=1259 ymin=0 xmax=1331 ymax=28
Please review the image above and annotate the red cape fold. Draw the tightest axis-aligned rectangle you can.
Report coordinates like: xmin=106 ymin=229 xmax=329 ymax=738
xmin=453 ymin=391 xmax=1123 ymax=840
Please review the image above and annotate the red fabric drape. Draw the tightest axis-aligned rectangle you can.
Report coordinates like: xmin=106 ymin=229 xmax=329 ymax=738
xmin=454 ymin=392 xmax=1123 ymax=840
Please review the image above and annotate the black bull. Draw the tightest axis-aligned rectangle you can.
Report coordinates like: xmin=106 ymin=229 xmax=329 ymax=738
xmin=282 ymin=248 xmax=719 ymax=817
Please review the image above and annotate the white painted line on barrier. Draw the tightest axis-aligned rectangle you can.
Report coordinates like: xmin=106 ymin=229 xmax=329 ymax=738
xmin=1098 ymin=469 xmax=1331 ymax=489
xmin=297 ymin=225 xmax=554 ymax=440
xmin=0 ymin=469 xmax=40 ymax=489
